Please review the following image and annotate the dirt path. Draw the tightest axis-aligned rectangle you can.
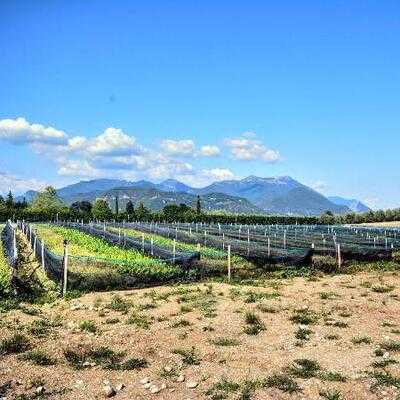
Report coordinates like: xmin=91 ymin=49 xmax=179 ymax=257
xmin=1 ymin=271 xmax=400 ymax=399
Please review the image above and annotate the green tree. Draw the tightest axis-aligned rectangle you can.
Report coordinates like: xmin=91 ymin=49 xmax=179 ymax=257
xmin=115 ymin=195 xmax=119 ymax=215
xmin=136 ymin=201 xmax=150 ymax=220
xmin=92 ymin=198 xmax=112 ymax=220
xmin=196 ymin=195 xmax=202 ymax=215
xmin=70 ymin=201 xmax=92 ymax=216
xmin=126 ymin=200 xmax=135 ymax=215
xmin=5 ymin=191 xmax=13 ymax=209
xmin=30 ymin=186 xmax=65 ymax=212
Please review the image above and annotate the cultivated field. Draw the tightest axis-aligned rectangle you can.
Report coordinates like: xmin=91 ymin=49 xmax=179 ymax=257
xmin=1 ymin=221 xmax=400 ymax=399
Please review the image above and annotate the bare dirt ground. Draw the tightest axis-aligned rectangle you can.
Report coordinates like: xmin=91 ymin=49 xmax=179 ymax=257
xmin=1 ymin=271 xmax=400 ymax=400
xmin=359 ymin=222 xmax=400 ymax=228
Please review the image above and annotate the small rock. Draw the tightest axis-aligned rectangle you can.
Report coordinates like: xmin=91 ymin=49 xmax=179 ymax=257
xmin=186 ymin=381 xmax=198 ymax=389
xmin=149 ymin=384 xmax=161 ymax=394
xmin=161 ymin=383 xmax=167 ymax=389
xmin=164 ymin=365 xmax=172 ymax=372
xmin=103 ymin=384 xmax=116 ymax=398
xmin=115 ymin=383 xmax=125 ymax=391
xmin=176 ymin=374 xmax=185 ymax=383
xmin=35 ymin=387 xmax=45 ymax=395
xmin=143 ymin=383 xmax=152 ymax=389
xmin=383 ymin=352 xmax=390 ymax=359
xmin=140 ymin=377 xmax=150 ymax=385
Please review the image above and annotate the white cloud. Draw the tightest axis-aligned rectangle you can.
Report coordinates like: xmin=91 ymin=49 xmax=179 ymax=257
xmin=0 ymin=171 xmax=47 ymax=195
xmin=199 ymin=145 xmax=220 ymax=157
xmin=0 ymin=117 xmax=235 ymax=187
xmin=225 ymin=132 xmax=281 ymax=163
xmin=84 ymin=127 xmax=137 ymax=156
xmin=179 ymin=168 xmax=235 ymax=187
xmin=161 ymin=139 xmax=195 ymax=156
xmin=0 ymin=117 xmax=68 ymax=145
xmin=310 ymin=181 xmax=327 ymax=193
xmin=57 ymin=160 xmax=100 ymax=178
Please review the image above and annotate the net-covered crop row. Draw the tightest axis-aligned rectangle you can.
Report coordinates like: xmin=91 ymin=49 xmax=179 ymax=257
xmin=57 ymin=221 xmax=200 ymax=267
xmin=159 ymin=222 xmax=397 ymax=261
xmin=109 ymin=221 xmax=314 ymax=267
xmin=0 ymin=221 xmax=17 ymax=294
xmin=19 ymin=221 xmax=64 ymax=281
xmin=18 ymin=222 xmax=192 ymax=291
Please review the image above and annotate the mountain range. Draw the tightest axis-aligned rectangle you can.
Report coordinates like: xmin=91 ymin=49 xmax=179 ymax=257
xmin=16 ymin=176 xmax=370 ymax=216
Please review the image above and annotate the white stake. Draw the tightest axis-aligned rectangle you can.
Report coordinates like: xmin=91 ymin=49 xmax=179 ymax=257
xmin=62 ymin=240 xmax=69 ymax=297
xmin=227 ymin=245 xmax=231 ymax=282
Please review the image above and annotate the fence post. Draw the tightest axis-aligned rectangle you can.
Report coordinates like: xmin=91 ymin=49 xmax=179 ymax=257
xmin=12 ymin=227 xmax=17 ymax=260
xmin=62 ymin=240 xmax=69 ymax=297
xmin=267 ymin=237 xmax=271 ymax=257
xmin=227 ymin=245 xmax=231 ymax=282
xmin=41 ymin=240 xmax=45 ymax=269
xmin=173 ymin=239 xmax=176 ymax=262
xmin=142 ymin=234 xmax=145 ymax=252
xmin=337 ymin=243 xmax=342 ymax=269
xmin=197 ymin=243 xmax=201 ymax=252
xmin=151 ymin=238 xmax=154 ymax=255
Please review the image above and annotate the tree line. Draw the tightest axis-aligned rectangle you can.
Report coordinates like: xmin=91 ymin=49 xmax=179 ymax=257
xmin=1 ymin=186 xmax=399 ymax=226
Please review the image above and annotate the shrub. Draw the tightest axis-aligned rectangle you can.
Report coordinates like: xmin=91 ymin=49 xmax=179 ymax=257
xmin=19 ymin=350 xmax=56 ymax=366
xmin=312 ymin=256 xmax=338 ymax=273
xmin=0 ymin=334 xmax=30 ymax=355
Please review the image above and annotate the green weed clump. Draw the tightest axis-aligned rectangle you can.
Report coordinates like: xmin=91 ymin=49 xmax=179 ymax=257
xmin=172 ymin=347 xmax=201 ymax=366
xmin=290 ymin=309 xmax=319 ymax=325
xmin=243 ymin=311 xmax=265 ymax=335
xmin=0 ymin=334 xmax=30 ymax=355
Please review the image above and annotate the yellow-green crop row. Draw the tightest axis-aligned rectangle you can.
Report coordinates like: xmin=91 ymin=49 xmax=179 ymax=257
xmin=109 ymin=226 xmax=244 ymax=263
xmin=0 ymin=226 xmax=12 ymax=295
xmin=32 ymin=224 xmax=183 ymax=285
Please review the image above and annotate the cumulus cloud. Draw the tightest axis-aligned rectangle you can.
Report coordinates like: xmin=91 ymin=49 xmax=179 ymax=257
xmin=57 ymin=159 xmax=100 ymax=178
xmin=310 ymin=181 xmax=327 ymax=193
xmin=161 ymin=139 xmax=195 ymax=156
xmin=179 ymin=168 xmax=234 ymax=187
xmin=199 ymin=145 xmax=220 ymax=157
xmin=0 ymin=117 xmax=235 ymax=187
xmin=0 ymin=171 xmax=47 ymax=195
xmin=83 ymin=127 xmax=137 ymax=156
xmin=225 ymin=132 xmax=281 ymax=163
xmin=0 ymin=117 xmax=68 ymax=145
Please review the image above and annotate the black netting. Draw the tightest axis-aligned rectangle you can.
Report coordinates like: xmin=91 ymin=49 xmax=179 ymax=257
xmin=129 ymin=222 xmax=396 ymax=263
xmin=112 ymin=222 xmax=313 ymax=267
xmin=56 ymin=222 xmax=200 ymax=268
xmin=1 ymin=220 xmax=18 ymax=269
xmin=18 ymin=221 xmax=63 ymax=281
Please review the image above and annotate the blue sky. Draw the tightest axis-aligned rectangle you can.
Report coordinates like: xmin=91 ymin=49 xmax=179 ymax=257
xmin=0 ymin=1 xmax=399 ymax=209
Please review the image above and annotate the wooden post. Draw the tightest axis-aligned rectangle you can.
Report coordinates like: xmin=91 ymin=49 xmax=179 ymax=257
xmin=173 ymin=239 xmax=176 ymax=262
xmin=337 ymin=243 xmax=342 ymax=269
xmin=227 ymin=245 xmax=231 ymax=282
xmin=222 ymin=233 xmax=225 ymax=250
xmin=142 ymin=234 xmax=145 ymax=252
xmin=41 ymin=240 xmax=45 ymax=269
xmin=62 ymin=240 xmax=69 ymax=297
xmin=267 ymin=237 xmax=271 ymax=257
xmin=197 ymin=243 xmax=201 ymax=252
xmin=13 ymin=227 xmax=17 ymax=259
xmin=151 ymin=238 xmax=154 ymax=255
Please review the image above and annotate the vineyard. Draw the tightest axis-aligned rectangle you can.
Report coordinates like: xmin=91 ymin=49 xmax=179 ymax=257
xmin=1 ymin=219 xmax=400 ymax=296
